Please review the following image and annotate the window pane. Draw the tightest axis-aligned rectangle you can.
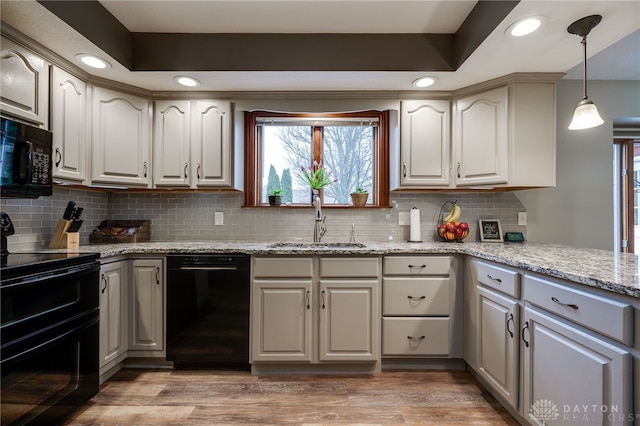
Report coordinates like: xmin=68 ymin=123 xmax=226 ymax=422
xmin=323 ymin=126 xmax=374 ymax=205
xmin=261 ymin=125 xmax=313 ymax=204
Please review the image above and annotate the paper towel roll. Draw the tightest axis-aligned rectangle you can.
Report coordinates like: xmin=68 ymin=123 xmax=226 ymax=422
xmin=409 ymin=207 xmax=421 ymax=242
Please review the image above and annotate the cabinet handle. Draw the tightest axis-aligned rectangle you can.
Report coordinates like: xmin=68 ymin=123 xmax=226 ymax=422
xmin=551 ymin=297 xmax=579 ymax=310
xmin=306 ymin=291 xmax=310 ymax=309
xmin=457 ymin=162 xmax=461 ymax=178
xmin=402 ymin=162 xmax=407 ymax=178
xmin=55 ymin=148 xmax=62 ymax=167
xmin=101 ymin=273 xmax=107 ymax=294
xmin=521 ymin=321 xmax=530 ymax=348
xmin=407 ymin=295 xmax=426 ymax=301
xmin=487 ymin=274 xmax=502 ymax=283
xmin=197 ymin=163 xmax=201 ymax=180
xmin=408 ymin=264 xmax=426 ymax=270
xmin=143 ymin=161 xmax=148 ymax=178
xmin=407 ymin=336 xmax=425 ymax=341
xmin=506 ymin=313 xmax=514 ymax=338
xmin=156 ymin=266 xmax=160 ymax=285
xmin=321 ymin=290 xmax=326 ymax=309
xmin=184 ymin=163 xmax=188 ymax=179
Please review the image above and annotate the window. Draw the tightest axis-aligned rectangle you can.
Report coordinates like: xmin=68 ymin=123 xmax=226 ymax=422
xmin=614 ymin=138 xmax=640 ymax=252
xmin=244 ymin=111 xmax=390 ymax=207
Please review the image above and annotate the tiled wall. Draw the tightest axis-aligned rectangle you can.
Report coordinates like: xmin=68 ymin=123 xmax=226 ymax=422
xmin=0 ymin=188 xmax=109 ymax=251
xmin=1 ymin=188 xmax=525 ymax=251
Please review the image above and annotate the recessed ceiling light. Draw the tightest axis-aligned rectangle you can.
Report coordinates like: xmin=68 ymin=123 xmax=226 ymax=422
xmin=506 ymin=16 xmax=546 ymax=37
xmin=412 ymin=77 xmax=437 ymax=88
xmin=175 ymin=76 xmax=200 ymax=87
xmin=76 ymin=54 xmax=110 ymax=69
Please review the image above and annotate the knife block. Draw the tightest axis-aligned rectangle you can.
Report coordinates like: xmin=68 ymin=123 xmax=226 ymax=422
xmin=49 ymin=219 xmax=79 ymax=249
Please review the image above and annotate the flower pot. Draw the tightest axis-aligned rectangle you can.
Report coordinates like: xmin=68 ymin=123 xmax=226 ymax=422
xmin=350 ymin=192 xmax=368 ymax=207
xmin=268 ymin=195 xmax=282 ymax=206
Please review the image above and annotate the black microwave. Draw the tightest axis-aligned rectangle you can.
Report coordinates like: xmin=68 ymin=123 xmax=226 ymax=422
xmin=0 ymin=117 xmax=53 ymax=199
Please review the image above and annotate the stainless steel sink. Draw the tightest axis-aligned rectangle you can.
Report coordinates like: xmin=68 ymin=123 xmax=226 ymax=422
xmin=268 ymin=242 xmax=366 ymax=249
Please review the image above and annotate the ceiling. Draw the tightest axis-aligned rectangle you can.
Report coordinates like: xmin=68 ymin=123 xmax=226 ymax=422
xmin=1 ymin=0 xmax=639 ymax=92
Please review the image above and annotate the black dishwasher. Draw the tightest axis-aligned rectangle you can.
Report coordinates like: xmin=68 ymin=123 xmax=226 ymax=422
xmin=166 ymin=254 xmax=250 ymax=369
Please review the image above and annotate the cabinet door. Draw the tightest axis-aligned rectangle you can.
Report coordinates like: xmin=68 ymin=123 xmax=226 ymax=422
xmin=477 ymin=286 xmax=519 ymax=409
xmin=399 ymin=100 xmax=450 ymax=187
xmin=130 ymin=259 xmax=164 ymax=352
xmin=91 ymin=86 xmax=151 ymax=186
xmin=454 ymin=86 xmax=508 ymax=186
xmin=251 ymin=280 xmax=313 ymax=362
xmin=191 ymin=100 xmax=231 ymax=187
xmin=318 ymin=280 xmax=379 ymax=361
xmin=99 ymin=261 xmax=128 ymax=372
xmin=522 ymin=307 xmax=632 ymax=426
xmin=51 ymin=67 xmax=86 ymax=182
xmin=0 ymin=37 xmax=49 ymax=126
xmin=153 ymin=100 xmax=191 ymax=187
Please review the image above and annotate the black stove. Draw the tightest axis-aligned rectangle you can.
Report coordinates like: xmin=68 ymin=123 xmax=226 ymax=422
xmin=1 ymin=252 xmax=100 ymax=279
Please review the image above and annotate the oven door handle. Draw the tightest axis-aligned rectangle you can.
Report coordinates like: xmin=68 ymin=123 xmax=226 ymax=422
xmin=178 ymin=266 xmax=238 ymax=271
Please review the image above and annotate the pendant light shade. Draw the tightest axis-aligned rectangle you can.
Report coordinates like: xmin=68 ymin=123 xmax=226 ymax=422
xmin=567 ymin=15 xmax=604 ymax=130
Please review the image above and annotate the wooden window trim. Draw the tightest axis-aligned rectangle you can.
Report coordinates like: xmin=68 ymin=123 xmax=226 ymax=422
xmin=243 ymin=110 xmax=390 ymax=208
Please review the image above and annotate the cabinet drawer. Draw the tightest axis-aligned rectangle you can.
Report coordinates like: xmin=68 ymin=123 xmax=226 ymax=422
xmin=319 ymin=257 xmax=379 ymax=278
xmin=477 ymin=261 xmax=520 ymax=298
xmin=253 ymin=257 xmax=313 ymax=278
xmin=382 ymin=318 xmax=450 ymax=356
xmin=524 ymin=275 xmax=633 ymax=345
xmin=383 ymin=278 xmax=450 ymax=316
xmin=383 ymin=256 xmax=450 ymax=276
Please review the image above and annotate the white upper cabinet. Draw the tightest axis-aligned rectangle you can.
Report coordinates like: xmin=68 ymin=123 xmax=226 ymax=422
xmin=453 ymin=86 xmax=509 ymax=186
xmin=453 ymin=81 xmax=557 ymax=188
xmin=398 ymin=99 xmax=451 ymax=187
xmin=51 ymin=66 xmax=87 ymax=183
xmin=190 ymin=100 xmax=232 ymax=188
xmin=154 ymin=99 xmax=232 ymax=188
xmin=153 ymin=100 xmax=191 ymax=187
xmin=0 ymin=36 xmax=49 ymax=127
xmin=91 ymin=86 xmax=152 ymax=187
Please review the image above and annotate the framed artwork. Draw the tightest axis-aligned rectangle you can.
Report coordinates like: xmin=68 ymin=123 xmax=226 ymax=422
xmin=479 ymin=219 xmax=503 ymax=242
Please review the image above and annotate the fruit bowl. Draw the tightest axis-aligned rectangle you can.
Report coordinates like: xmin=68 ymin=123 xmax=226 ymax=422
xmin=436 ymin=201 xmax=469 ymax=243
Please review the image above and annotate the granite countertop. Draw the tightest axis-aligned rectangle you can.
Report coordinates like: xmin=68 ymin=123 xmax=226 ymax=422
xmin=44 ymin=240 xmax=640 ymax=299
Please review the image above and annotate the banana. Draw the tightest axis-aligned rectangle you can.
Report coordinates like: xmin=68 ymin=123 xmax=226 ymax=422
xmin=444 ymin=203 xmax=461 ymax=223
xmin=448 ymin=204 xmax=462 ymax=223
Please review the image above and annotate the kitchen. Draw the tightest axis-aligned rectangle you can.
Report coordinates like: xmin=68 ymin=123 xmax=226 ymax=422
xmin=1 ymin=1 xmax=639 ymax=425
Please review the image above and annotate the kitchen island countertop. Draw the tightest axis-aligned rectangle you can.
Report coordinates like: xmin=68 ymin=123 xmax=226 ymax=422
xmin=42 ymin=240 xmax=640 ymax=299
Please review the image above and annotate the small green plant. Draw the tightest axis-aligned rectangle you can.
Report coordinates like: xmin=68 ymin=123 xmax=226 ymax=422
xmin=269 ymin=189 xmax=283 ymax=196
xmin=353 ymin=185 xmax=368 ymax=194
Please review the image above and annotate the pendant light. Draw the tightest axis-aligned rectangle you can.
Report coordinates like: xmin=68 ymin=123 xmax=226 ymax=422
xmin=567 ymin=15 xmax=604 ymax=130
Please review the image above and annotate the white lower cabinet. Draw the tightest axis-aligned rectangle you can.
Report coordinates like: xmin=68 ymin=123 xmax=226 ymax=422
xmin=522 ymin=306 xmax=632 ymax=426
xmin=129 ymin=258 xmax=165 ymax=354
xmin=99 ymin=259 xmax=128 ymax=376
xmin=251 ymin=256 xmax=380 ymax=367
xmin=477 ymin=285 xmax=519 ymax=409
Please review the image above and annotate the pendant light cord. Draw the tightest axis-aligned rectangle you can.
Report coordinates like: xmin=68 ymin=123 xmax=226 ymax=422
xmin=581 ymin=36 xmax=588 ymax=100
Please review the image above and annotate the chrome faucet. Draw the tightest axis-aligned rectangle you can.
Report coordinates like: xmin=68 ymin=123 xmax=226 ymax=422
xmin=313 ymin=192 xmax=327 ymax=243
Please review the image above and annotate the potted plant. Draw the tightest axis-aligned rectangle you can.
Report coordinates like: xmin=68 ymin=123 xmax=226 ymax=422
xmin=350 ymin=185 xmax=369 ymax=207
xmin=268 ymin=189 xmax=282 ymax=206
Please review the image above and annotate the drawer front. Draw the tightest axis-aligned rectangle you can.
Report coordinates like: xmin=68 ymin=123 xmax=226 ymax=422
xmin=383 ymin=256 xmax=450 ymax=276
xmin=383 ymin=278 xmax=450 ymax=316
xmin=253 ymin=257 xmax=313 ymax=278
xmin=319 ymin=257 xmax=380 ymax=278
xmin=524 ymin=275 xmax=634 ymax=345
xmin=477 ymin=261 xmax=520 ymax=298
xmin=382 ymin=318 xmax=450 ymax=356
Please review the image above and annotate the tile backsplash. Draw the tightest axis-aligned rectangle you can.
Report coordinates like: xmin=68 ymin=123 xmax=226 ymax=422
xmin=1 ymin=187 xmax=526 ymax=251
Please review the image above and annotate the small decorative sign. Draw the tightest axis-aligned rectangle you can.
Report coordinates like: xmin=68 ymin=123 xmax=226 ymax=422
xmin=479 ymin=219 xmax=503 ymax=242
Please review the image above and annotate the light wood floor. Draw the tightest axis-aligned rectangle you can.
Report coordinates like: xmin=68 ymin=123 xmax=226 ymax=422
xmin=65 ymin=368 xmax=520 ymax=425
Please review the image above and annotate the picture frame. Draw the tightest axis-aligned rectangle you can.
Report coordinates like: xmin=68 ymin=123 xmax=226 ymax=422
xmin=479 ymin=219 xmax=504 ymax=242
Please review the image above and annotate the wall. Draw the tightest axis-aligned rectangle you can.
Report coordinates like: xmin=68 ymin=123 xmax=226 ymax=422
xmin=1 ymin=187 xmax=526 ymax=251
xmin=516 ymin=80 xmax=640 ymax=251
